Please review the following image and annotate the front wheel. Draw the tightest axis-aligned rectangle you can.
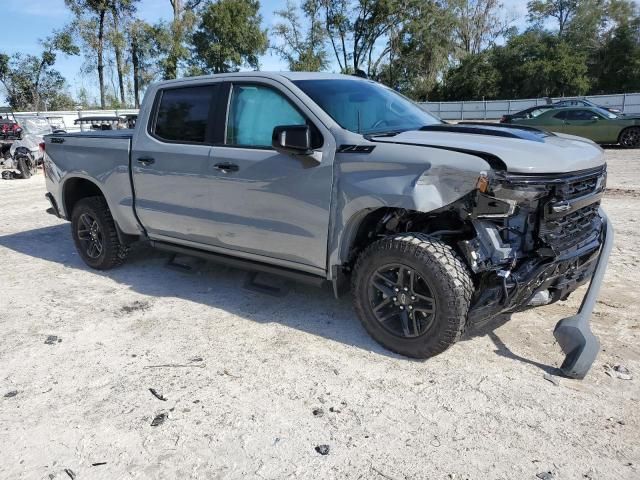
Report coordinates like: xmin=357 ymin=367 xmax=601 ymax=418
xmin=352 ymin=234 xmax=474 ymax=359
xmin=619 ymin=127 xmax=640 ymax=148
xmin=71 ymin=196 xmax=129 ymax=270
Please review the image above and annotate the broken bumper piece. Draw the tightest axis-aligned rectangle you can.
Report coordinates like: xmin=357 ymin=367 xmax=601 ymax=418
xmin=553 ymin=208 xmax=613 ymax=379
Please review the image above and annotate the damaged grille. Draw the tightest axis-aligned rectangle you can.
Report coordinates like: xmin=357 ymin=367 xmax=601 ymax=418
xmin=539 ymin=203 xmax=601 ymax=254
xmin=538 ymin=167 xmax=606 ymax=255
xmin=559 ymin=174 xmax=602 ymax=200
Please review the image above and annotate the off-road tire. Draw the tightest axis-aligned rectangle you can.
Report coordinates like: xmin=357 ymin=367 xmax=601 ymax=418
xmin=352 ymin=233 xmax=474 ymax=359
xmin=17 ymin=156 xmax=33 ymax=179
xmin=71 ymin=196 xmax=129 ymax=270
xmin=619 ymin=127 xmax=640 ymax=148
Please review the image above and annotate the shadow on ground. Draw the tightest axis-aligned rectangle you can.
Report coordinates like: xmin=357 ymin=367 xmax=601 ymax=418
xmin=0 ymin=223 xmax=556 ymax=371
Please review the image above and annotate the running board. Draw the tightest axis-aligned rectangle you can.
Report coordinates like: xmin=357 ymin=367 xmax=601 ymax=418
xmin=151 ymin=241 xmax=328 ymax=288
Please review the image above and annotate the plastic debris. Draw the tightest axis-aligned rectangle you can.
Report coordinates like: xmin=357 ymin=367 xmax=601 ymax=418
xmin=151 ymin=412 xmax=167 ymax=427
xmin=315 ymin=444 xmax=330 ymax=455
xmin=149 ymin=388 xmax=167 ymax=401
xmin=604 ymin=363 xmax=632 ymax=380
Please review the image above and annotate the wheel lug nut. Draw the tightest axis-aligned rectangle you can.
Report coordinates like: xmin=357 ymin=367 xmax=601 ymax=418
xmin=411 ymin=296 xmax=416 ymax=300
xmin=408 ymin=306 xmax=413 ymax=310
xmin=404 ymin=287 xmax=409 ymax=291
xmin=394 ymin=287 xmax=399 ymax=292
xmin=392 ymin=297 xmax=397 ymax=302
xmin=399 ymin=306 xmax=404 ymax=310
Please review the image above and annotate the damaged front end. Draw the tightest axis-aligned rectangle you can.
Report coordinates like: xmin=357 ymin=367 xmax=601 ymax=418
xmin=458 ymin=166 xmax=611 ymax=378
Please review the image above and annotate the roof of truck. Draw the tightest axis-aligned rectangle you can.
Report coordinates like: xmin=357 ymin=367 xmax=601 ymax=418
xmin=154 ymin=71 xmax=372 ymax=87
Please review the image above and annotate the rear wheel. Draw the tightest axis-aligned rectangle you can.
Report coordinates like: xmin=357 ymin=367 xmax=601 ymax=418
xmin=352 ymin=234 xmax=474 ymax=359
xmin=619 ymin=127 xmax=640 ymax=148
xmin=71 ymin=196 xmax=129 ymax=270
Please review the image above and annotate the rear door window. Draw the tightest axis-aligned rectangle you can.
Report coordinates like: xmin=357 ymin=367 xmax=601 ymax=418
xmin=153 ymin=85 xmax=217 ymax=143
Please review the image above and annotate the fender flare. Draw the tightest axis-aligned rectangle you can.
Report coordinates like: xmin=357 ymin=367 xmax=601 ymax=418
xmin=61 ymin=175 xmax=137 ymax=245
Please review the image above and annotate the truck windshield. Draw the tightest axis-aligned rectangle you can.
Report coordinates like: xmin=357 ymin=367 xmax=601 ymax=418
xmin=293 ymin=79 xmax=442 ymax=135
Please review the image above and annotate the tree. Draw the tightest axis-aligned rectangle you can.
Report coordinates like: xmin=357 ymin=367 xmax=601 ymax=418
xmin=449 ymin=0 xmax=512 ymax=56
xmin=109 ymin=0 xmax=139 ymax=105
xmin=432 ymin=50 xmax=500 ymax=100
xmin=591 ymin=15 xmax=640 ymax=93
xmin=191 ymin=0 xmax=268 ymax=74
xmin=0 ymin=30 xmax=79 ymax=110
xmin=66 ymin=0 xmax=111 ymax=108
xmin=492 ymin=29 xmax=590 ymax=98
xmin=272 ymin=0 xmax=329 ymax=71
xmin=129 ymin=20 xmax=163 ymax=107
xmin=376 ymin=0 xmax=455 ymax=99
xmin=527 ymin=0 xmax=580 ymax=36
xmin=164 ymin=0 xmax=203 ymax=79
xmin=321 ymin=0 xmax=403 ymax=75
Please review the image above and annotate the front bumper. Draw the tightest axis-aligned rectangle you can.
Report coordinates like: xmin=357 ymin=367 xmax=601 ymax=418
xmin=553 ymin=208 xmax=612 ymax=379
xmin=468 ymin=208 xmax=611 ymax=379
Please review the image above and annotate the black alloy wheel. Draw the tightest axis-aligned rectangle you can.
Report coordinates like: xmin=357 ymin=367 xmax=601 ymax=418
xmin=619 ymin=127 xmax=640 ymax=148
xmin=76 ymin=212 xmax=104 ymax=259
xmin=368 ymin=263 xmax=437 ymax=338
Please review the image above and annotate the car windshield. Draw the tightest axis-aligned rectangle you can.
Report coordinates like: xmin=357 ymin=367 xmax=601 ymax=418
xmin=20 ymin=117 xmax=53 ymax=135
xmin=530 ymin=108 xmax=549 ymax=118
xmin=293 ymin=79 xmax=442 ymax=135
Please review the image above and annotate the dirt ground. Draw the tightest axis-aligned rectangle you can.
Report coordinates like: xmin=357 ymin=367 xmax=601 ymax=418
xmin=1 ymin=148 xmax=639 ymax=480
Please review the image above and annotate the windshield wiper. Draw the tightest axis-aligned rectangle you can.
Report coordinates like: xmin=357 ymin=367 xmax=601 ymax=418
xmin=364 ymin=130 xmax=404 ymax=138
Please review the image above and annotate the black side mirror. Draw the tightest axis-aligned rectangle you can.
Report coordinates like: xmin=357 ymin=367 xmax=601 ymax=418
xmin=272 ymin=124 xmax=312 ymax=155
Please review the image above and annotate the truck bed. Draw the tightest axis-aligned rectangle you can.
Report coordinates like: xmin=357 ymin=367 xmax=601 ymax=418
xmin=44 ymin=129 xmax=140 ymax=235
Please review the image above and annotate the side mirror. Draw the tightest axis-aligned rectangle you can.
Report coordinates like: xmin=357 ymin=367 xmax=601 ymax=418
xmin=272 ymin=125 xmax=312 ymax=155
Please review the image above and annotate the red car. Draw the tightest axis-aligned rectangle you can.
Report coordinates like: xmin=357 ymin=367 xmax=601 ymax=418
xmin=0 ymin=118 xmax=22 ymax=139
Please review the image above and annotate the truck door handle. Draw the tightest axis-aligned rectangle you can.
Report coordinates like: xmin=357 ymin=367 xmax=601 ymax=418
xmin=137 ymin=156 xmax=155 ymax=166
xmin=214 ymin=162 xmax=239 ymax=172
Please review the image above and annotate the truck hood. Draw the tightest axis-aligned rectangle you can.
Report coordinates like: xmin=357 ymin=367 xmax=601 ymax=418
xmin=369 ymin=123 xmax=605 ymax=174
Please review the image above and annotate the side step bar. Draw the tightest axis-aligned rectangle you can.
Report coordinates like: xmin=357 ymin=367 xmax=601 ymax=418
xmin=151 ymin=240 xmax=328 ymax=288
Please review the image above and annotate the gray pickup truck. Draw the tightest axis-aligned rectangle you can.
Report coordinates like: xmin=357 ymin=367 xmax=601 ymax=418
xmin=43 ymin=72 xmax=612 ymax=378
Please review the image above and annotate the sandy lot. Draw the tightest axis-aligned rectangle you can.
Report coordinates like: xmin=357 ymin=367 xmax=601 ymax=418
xmin=1 ymin=149 xmax=639 ymax=480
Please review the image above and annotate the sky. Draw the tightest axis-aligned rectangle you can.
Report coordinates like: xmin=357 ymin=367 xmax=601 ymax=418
xmin=0 ymin=0 xmax=531 ymax=105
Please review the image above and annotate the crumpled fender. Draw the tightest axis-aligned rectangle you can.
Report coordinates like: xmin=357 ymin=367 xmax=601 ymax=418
xmin=327 ymin=141 xmax=491 ymax=274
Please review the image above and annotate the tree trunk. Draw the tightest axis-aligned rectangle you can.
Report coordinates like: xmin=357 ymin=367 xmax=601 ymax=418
xmin=166 ymin=0 xmax=182 ymax=79
xmin=98 ymin=9 xmax=106 ymax=109
xmin=131 ymin=37 xmax=140 ymax=108
xmin=112 ymin=6 xmax=126 ymax=105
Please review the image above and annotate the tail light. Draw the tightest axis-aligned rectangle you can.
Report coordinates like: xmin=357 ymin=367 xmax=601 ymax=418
xmin=39 ymin=142 xmax=45 ymax=151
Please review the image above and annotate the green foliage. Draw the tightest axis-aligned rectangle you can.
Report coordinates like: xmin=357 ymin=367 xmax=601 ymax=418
xmin=591 ymin=16 xmax=640 ymax=93
xmin=492 ymin=30 xmax=590 ymax=98
xmin=191 ymin=0 xmax=268 ymax=74
xmin=435 ymin=51 xmax=500 ymax=100
xmin=375 ymin=0 xmax=456 ymax=99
